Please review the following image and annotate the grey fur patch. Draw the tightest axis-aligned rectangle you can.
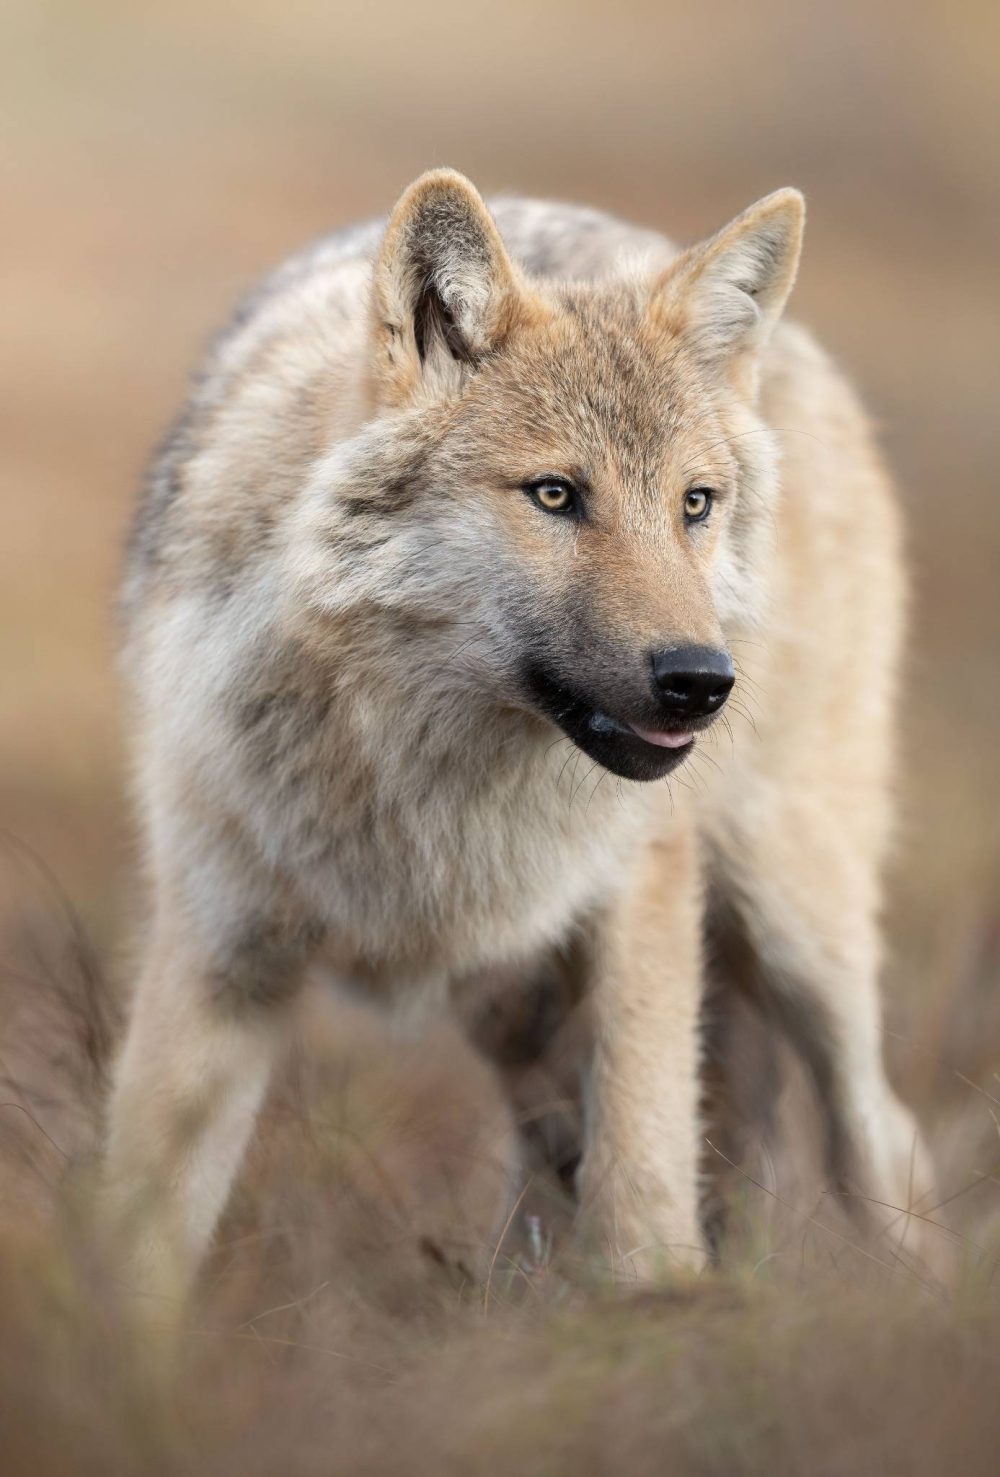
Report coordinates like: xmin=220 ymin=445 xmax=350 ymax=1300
xmin=339 ymin=469 xmax=423 ymax=520
xmin=124 ymin=405 xmax=198 ymax=582
xmin=235 ymin=672 xmax=335 ymax=778
xmin=209 ymin=914 xmax=326 ymax=1011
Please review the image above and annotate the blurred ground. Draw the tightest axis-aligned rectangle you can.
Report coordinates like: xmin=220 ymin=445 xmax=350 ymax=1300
xmin=1 ymin=1 xmax=999 ymax=1471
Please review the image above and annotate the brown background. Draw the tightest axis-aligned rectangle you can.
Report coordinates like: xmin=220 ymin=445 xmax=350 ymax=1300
xmin=2 ymin=0 xmax=998 ymax=1096
xmin=1 ymin=7 xmax=1000 ymax=1470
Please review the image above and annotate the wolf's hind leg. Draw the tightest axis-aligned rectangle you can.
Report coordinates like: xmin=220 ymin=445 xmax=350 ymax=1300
xmin=713 ymin=810 xmax=938 ymax=1266
xmin=103 ymin=906 xmax=312 ymax=1307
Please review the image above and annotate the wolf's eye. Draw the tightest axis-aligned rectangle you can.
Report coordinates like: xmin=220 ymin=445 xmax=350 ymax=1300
xmin=526 ymin=477 xmax=577 ymax=516
xmin=684 ymin=487 xmax=713 ymax=522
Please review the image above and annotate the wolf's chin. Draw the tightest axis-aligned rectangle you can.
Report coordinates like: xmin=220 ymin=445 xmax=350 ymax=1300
xmin=522 ymin=664 xmax=695 ymax=783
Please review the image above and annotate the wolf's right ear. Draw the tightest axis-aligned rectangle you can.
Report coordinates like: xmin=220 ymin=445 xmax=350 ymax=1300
xmin=650 ymin=189 xmax=805 ymax=396
xmin=369 ymin=170 xmax=535 ymax=406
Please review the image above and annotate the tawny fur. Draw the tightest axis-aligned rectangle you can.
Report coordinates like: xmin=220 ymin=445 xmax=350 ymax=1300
xmin=105 ymin=169 xmax=933 ymax=1295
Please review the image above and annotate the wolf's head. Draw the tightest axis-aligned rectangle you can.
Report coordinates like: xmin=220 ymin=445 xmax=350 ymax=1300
xmin=300 ymin=170 xmax=803 ymax=782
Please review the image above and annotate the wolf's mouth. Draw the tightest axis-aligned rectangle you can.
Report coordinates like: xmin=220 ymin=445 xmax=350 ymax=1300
xmin=523 ymin=665 xmax=697 ymax=783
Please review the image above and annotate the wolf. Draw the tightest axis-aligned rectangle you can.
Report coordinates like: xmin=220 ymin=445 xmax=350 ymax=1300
xmin=104 ymin=168 xmax=934 ymax=1294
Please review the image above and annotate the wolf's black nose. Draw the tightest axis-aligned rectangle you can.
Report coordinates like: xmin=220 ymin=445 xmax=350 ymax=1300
xmin=650 ymin=645 xmax=735 ymax=718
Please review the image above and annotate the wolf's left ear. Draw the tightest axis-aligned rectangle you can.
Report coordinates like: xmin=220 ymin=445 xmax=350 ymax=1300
xmin=650 ymin=189 xmax=804 ymax=393
xmin=370 ymin=169 xmax=534 ymax=405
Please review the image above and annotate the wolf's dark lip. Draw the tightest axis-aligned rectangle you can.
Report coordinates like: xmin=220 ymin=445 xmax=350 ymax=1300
xmin=524 ymin=665 xmax=696 ymax=783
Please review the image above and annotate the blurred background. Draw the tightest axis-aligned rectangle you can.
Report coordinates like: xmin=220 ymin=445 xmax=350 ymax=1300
xmin=1 ymin=6 xmax=999 ymax=1469
xmin=1 ymin=0 xmax=998 ymax=1155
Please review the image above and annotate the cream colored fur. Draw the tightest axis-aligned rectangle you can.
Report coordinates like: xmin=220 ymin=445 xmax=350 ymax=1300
xmin=105 ymin=169 xmax=935 ymax=1298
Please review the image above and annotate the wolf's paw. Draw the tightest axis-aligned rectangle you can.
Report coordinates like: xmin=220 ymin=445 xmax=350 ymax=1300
xmin=575 ymin=1157 xmax=707 ymax=1285
xmin=869 ymin=1098 xmax=954 ymax=1283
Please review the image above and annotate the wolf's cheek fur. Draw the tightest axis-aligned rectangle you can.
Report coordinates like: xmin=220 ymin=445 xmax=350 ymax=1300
xmin=708 ymin=417 xmax=781 ymax=637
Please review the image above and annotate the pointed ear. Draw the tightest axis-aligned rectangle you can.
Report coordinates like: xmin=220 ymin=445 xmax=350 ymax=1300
xmin=369 ymin=169 xmax=534 ymax=404
xmin=651 ymin=189 xmax=804 ymax=389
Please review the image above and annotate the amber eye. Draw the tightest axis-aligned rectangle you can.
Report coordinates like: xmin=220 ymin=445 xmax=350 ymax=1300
xmin=684 ymin=487 xmax=713 ymax=522
xmin=527 ymin=477 xmax=577 ymax=516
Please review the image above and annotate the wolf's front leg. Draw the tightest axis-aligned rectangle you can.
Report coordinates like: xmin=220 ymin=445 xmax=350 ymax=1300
xmin=103 ymin=902 xmax=311 ymax=1308
xmin=578 ymin=817 xmax=707 ymax=1279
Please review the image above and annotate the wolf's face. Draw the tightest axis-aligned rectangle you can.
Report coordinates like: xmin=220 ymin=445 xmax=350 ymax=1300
xmin=339 ymin=172 xmax=803 ymax=782
xmin=412 ymin=299 xmax=753 ymax=782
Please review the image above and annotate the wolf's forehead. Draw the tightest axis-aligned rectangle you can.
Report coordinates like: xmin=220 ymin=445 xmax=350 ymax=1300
xmin=496 ymin=301 xmax=705 ymax=481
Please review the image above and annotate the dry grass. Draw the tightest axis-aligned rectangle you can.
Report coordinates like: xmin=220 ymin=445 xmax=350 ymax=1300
xmin=1 ymin=838 xmax=1000 ymax=1475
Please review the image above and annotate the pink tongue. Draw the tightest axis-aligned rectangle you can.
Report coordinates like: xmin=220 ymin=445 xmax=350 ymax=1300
xmin=628 ymin=724 xmax=694 ymax=749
